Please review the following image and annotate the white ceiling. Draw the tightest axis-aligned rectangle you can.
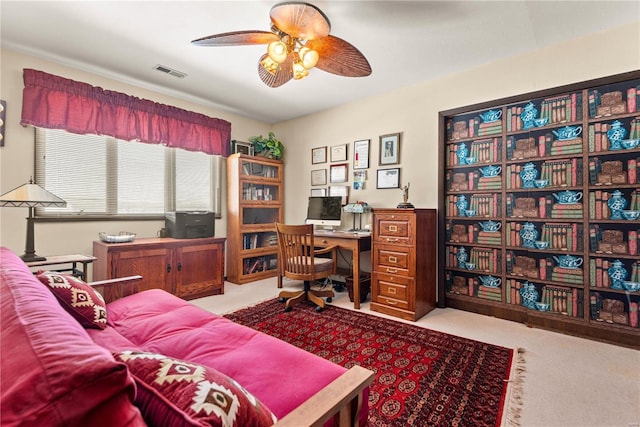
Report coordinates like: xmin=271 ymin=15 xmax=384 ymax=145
xmin=2 ymin=1 xmax=639 ymax=124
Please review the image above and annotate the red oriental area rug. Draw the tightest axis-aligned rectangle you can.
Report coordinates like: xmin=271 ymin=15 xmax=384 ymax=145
xmin=225 ymin=299 xmax=525 ymax=427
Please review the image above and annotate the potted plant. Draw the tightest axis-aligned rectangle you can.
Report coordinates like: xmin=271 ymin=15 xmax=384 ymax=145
xmin=249 ymin=132 xmax=284 ymax=160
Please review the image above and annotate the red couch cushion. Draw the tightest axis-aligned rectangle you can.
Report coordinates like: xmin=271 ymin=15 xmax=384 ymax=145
xmin=90 ymin=289 xmax=347 ymax=419
xmin=0 ymin=247 xmax=145 ymax=427
xmin=114 ymin=351 xmax=276 ymax=427
xmin=35 ymin=270 xmax=108 ymax=329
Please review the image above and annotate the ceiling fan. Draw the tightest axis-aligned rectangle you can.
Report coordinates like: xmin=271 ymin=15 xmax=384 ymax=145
xmin=192 ymin=2 xmax=372 ymax=88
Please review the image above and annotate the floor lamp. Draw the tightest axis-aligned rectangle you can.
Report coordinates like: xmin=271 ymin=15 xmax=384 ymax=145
xmin=0 ymin=179 xmax=66 ymax=262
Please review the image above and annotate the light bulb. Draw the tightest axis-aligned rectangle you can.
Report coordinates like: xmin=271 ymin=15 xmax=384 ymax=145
xmin=260 ymin=56 xmax=279 ymax=75
xmin=267 ymin=40 xmax=287 ymax=63
xmin=293 ymin=60 xmax=308 ymax=80
xmin=299 ymin=47 xmax=319 ymax=69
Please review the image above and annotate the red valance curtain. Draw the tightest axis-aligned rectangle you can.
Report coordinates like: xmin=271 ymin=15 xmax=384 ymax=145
xmin=20 ymin=69 xmax=231 ymax=156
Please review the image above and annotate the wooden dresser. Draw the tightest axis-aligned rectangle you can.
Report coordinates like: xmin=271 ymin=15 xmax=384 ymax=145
xmin=371 ymin=208 xmax=437 ymax=321
xmin=93 ymin=237 xmax=226 ymax=300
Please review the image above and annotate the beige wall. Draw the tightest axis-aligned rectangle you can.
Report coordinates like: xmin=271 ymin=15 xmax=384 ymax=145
xmin=1 ymin=22 xmax=638 ymax=275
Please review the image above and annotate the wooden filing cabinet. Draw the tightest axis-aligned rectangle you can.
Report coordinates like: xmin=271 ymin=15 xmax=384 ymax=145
xmin=371 ymin=208 xmax=437 ymax=321
xmin=93 ymin=237 xmax=226 ymax=300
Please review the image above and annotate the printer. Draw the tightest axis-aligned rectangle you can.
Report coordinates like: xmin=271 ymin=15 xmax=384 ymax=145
xmin=165 ymin=211 xmax=215 ymax=239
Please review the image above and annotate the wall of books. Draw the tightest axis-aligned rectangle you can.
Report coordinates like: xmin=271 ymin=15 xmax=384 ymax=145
xmin=440 ymin=71 xmax=640 ymax=347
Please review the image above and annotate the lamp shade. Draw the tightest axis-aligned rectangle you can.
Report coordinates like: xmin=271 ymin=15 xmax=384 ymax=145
xmin=0 ymin=181 xmax=66 ymax=208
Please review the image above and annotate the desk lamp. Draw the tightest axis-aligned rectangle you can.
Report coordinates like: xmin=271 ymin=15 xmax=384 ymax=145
xmin=343 ymin=202 xmax=371 ymax=231
xmin=0 ymin=178 xmax=66 ymax=262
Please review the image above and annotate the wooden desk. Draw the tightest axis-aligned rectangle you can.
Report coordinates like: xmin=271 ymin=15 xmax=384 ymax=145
xmin=313 ymin=230 xmax=372 ymax=309
xmin=26 ymin=254 xmax=97 ymax=280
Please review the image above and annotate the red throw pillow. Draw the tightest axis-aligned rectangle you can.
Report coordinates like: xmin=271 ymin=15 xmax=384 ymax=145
xmin=36 ymin=271 xmax=107 ymax=329
xmin=114 ymin=351 xmax=277 ymax=427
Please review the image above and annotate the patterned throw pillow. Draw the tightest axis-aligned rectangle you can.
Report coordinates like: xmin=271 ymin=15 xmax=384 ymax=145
xmin=114 ymin=351 xmax=277 ymax=427
xmin=35 ymin=271 xmax=107 ymax=329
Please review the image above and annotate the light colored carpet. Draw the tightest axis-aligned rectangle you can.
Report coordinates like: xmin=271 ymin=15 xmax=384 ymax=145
xmin=191 ymin=277 xmax=640 ymax=427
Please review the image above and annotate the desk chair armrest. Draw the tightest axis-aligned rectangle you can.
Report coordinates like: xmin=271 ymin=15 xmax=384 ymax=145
xmin=275 ymin=365 xmax=375 ymax=427
xmin=88 ymin=275 xmax=142 ymax=304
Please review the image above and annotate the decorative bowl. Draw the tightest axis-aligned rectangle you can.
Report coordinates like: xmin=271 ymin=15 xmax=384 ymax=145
xmin=464 ymin=262 xmax=476 ymax=270
xmin=620 ymin=138 xmax=640 ymax=150
xmin=622 ymin=281 xmax=640 ymax=292
xmin=534 ymin=117 xmax=549 ymax=127
xmin=465 ymin=157 xmax=476 ymax=165
xmin=534 ymin=241 xmax=549 ymax=250
xmin=99 ymin=232 xmax=136 ymax=243
xmin=465 ymin=209 xmax=476 ymax=217
xmin=535 ymin=302 xmax=550 ymax=312
xmin=534 ymin=179 xmax=549 ymax=189
xmin=622 ymin=210 xmax=640 ymax=221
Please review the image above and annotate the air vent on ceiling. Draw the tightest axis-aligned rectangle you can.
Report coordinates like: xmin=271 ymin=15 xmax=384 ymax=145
xmin=153 ymin=64 xmax=187 ymax=79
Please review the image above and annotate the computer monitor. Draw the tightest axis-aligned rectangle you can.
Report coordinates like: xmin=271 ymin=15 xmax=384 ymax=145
xmin=305 ymin=196 xmax=342 ymax=228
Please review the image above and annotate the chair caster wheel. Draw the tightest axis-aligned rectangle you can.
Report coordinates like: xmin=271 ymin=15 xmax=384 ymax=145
xmin=279 ymin=297 xmax=286 ymax=303
xmin=326 ymin=297 xmax=332 ymax=303
xmin=285 ymin=306 xmax=292 ymax=312
xmin=315 ymin=306 xmax=323 ymax=312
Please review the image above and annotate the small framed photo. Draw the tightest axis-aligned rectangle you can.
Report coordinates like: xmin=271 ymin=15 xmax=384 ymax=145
xmin=311 ymin=146 xmax=327 ymax=164
xmin=329 ymin=185 xmax=349 ymax=205
xmin=311 ymin=169 xmax=327 ymax=186
xmin=231 ymin=139 xmax=254 ymax=155
xmin=330 ymin=163 xmax=348 ymax=183
xmin=377 ymin=167 xmax=400 ymax=189
xmin=379 ymin=132 xmax=400 ymax=165
xmin=353 ymin=139 xmax=370 ymax=170
xmin=330 ymin=143 xmax=348 ymax=162
xmin=310 ymin=188 xmax=327 ymax=197
xmin=353 ymin=170 xmax=366 ymax=190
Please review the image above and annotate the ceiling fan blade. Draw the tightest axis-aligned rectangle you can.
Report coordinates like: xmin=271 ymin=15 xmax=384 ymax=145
xmin=257 ymin=54 xmax=293 ymax=88
xmin=307 ymin=35 xmax=372 ymax=77
xmin=270 ymin=2 xmax=330 ymax=40
xmin=192 ymin=30 xmax=279 ymax=46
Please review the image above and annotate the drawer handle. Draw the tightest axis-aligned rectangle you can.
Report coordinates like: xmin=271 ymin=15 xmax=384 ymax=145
xmin=388 ymin=256 xmax=397 ymax=263
xmin=388 ymin=287 xmax=397 ymax=295
xmin=389 ymin=225 xmax=398 ymax=232
xmin=387 ymin=238 xmax=399 ymax=242
xmin=322 ymin=240 xmax=327 ymax=244
xmin=386 ymin=267 xmax=398 ymax=273
xmin=386 ymin=298 xmax=398 ymax=305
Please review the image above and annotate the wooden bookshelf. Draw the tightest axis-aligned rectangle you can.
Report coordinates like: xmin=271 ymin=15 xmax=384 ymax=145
xmin=227 ymin=154 xmax=283 ymax=284
xmin=438 ymin=71 xmax=640 ymax=348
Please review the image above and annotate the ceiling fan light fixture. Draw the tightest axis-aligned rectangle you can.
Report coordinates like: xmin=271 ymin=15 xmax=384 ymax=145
xmin=267 ymin=40 xmax=288 ymax=63
xmin=298 ymin=46 xmax=319 ymax=69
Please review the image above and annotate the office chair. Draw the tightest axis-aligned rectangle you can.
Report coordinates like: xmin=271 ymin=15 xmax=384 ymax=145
xmin=275 ymin=223 xmax=337 ymax=312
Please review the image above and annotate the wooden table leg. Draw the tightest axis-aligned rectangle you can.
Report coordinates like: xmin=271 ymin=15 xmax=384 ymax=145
xmin=353 ymin=244 xmax=361 ymax=310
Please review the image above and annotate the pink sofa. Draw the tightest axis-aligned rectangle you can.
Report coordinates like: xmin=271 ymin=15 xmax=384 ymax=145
xmin=0 ymin=247 xmax=371 ymax=426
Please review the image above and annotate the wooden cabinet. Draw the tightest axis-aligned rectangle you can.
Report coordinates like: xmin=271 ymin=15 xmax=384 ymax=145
xmin=371 ymin=208 xmax=437 ymax=321
xmin=439 ymin=70 xmax=640 ymax=348
xmin=93 ymin=237 xmax=225 ymax=300
xmin=227 ymin=154 xmax=283 ymax=284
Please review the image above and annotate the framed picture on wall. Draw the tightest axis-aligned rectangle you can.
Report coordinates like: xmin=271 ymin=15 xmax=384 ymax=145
xmin=329 ymin=185 xmax=349 ymax=205
xmin=376 ymin=167 xmax=400 ymax=189
xmin=353 ymin=139 xmax=370 ymax=169
xmin=311 ymin=146 xmax=327 ymax=164
xmin=330 ymin=143 xmax=348 ymax=162
xmin=330 ymin=163 xmax=348 ymax=183
xmin=311 ymin=169 xmax=327 ymax=186
xmin=379 ymin=133 xmax=400 ymax=165
xmin=310 ymin=188 xmax=327 ymax=196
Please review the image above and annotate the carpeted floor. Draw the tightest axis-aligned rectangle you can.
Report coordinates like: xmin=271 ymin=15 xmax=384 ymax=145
xmin=225 ymin=298 xmax=525 ymax=427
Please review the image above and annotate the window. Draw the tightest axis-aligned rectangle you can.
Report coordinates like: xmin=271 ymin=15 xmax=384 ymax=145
xmin=35 ymin=128 xmax=222 ymax=218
